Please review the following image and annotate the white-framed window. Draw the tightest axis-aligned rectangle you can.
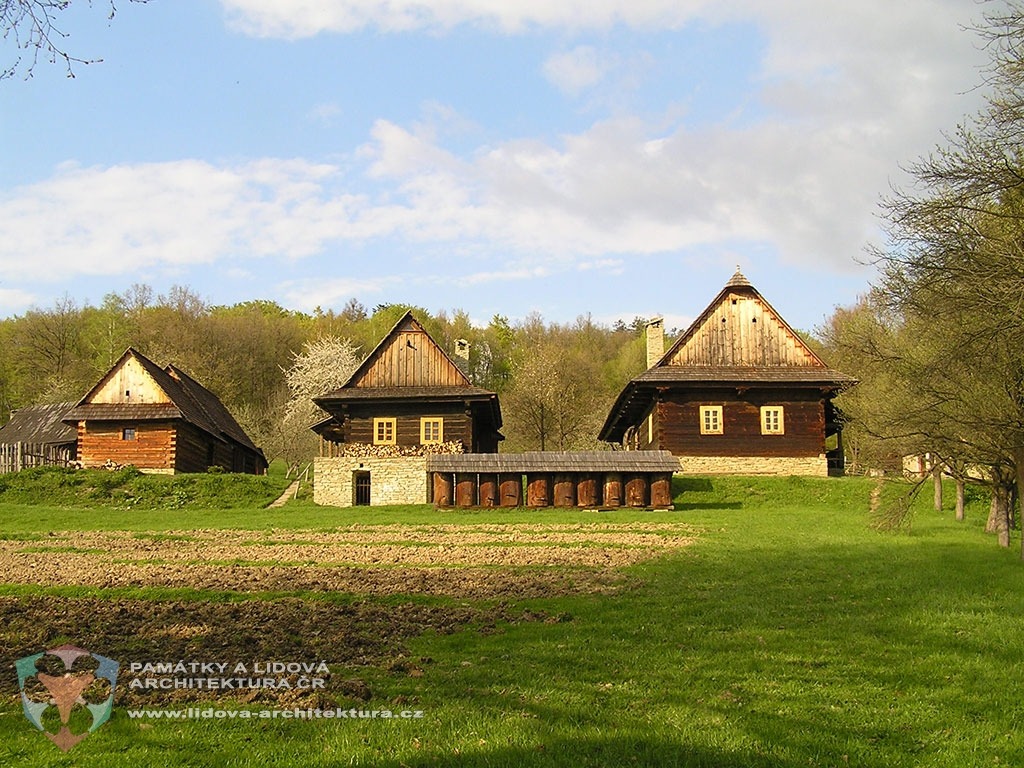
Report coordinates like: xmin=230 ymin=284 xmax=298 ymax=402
xmin=373 ymin=417 xmax=396 ymax=445
xmin=647 ymin=412 xmax=654 ymax=444
xmin=699 ymin=405 xmax=723 ymax=435
xmin=760 ymin=406 xmax=785 ymax=435
xmin=420 ymin=417 xmax=444 ymax=444
xmin=122 ymin=427 xmax=136 ymax=441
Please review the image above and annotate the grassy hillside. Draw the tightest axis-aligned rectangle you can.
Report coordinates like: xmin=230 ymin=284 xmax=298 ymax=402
xmin=0 ymin=465 xmax=291 ymax=511
xmin=0 ymin=475 xmax=1022 ymax=767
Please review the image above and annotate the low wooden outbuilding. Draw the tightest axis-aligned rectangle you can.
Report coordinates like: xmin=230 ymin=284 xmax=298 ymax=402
xmin=0 ymin=402 xmax=77 ymax=473
xmin=426 ymin=451 xmax=681 ymax=509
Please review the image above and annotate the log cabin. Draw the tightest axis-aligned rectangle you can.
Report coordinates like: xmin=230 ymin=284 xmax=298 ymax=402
xmin=599 ymin=270 xmax=856 ymax=476
xmin=311 ymin=311 xmax=502 ymax=455
xmin=62 ymin=348 xmax=267 ymax=474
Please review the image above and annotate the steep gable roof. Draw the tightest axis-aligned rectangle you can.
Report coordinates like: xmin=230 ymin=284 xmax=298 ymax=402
xmin=64 ymin=348 xmax=262 ymax=455
xmin=313 ymin=311 xmax=502 ymax=434
xmin=658 ymin=268 xmax=827 ymax=369
xmin=353 ymin=311 xmax=470 ymax=389
xmin=166 ymin=364 xmax=262 ymax=454
xmin=318 ymin=311 xmax=476 ymax=400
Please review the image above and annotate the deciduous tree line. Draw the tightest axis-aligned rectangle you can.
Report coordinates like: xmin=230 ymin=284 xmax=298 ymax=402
xmin=0 ymin=285 xmax=648 ymax=465
xmin=819 ymin=4 xmax=1024 ymax=552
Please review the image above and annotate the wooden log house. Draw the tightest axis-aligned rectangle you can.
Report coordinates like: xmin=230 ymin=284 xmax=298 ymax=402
xmin=599 ymin=270 xmax=856 ymax=476
xmin=62 ymin=348 xmax=267 ymax=474
xmin=311 ymin=311 xmax=503 ymax=454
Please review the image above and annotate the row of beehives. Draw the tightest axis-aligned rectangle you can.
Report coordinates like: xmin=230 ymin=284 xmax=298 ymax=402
xmin=430 ymin=471 xmax=674 ymax=509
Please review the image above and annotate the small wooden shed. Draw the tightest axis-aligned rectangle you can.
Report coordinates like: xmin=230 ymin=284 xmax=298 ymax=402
xmin=0 ymin=402 xmax=77 ymax=473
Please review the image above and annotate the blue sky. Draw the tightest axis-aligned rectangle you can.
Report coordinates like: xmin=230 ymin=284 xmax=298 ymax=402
xmin=0 ymin=0 xmax=995 ymax=333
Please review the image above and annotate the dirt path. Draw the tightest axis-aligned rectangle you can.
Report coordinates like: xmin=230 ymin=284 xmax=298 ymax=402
xmin=266 ymin=480 xmax=300 ymax=508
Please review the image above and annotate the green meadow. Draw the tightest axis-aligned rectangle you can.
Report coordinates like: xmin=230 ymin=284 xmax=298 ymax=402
xmin=1 ymin=475 xmax=1022 ymax=767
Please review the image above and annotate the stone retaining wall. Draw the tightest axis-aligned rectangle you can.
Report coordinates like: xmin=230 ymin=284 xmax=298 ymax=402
xmin=314 ymin=456 xmax=429 ymax=507
xmin=678 ymin=454 xmax=828 ymax=477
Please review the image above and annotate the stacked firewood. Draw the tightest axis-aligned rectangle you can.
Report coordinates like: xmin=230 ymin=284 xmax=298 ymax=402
xmin=339 ymin=441 xmax=464 ymax=458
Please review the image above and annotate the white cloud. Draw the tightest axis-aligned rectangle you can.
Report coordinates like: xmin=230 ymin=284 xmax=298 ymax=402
xmin=0 ymin=288 xmax=39 ymax=316
xmin=453 ymin=266 xmax=552 ymax=287
xmin=220 ymin=0 xmax=710 ymax=37
xmin=0 ymin=158 xmax=364 ymax=282
xmin=306 ymin=102 xmax=344 ymax=125
xmin=280 ymin=276 xmax=405 ymax=311
xmin=0 ymin=100 xmax=973 ymax=289
xmin=543 ymin=46 xmax=611 ymax=95
xmin=3 ymin=1 xmax=991 ymax=290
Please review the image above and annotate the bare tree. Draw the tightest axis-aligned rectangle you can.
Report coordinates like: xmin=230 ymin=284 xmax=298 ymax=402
xmin=2 ymin=0 xmax=149 ymax=80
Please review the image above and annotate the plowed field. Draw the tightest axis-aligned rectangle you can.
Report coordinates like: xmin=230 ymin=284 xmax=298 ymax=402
xmin=1 ymin=521 xmax=697 ymax=706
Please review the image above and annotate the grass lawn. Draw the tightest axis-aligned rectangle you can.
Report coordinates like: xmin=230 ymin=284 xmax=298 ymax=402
xmin=1 ymin=475 xmax=1023 ymax=766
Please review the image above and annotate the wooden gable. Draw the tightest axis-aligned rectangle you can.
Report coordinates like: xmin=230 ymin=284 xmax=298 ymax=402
xmin=349 ymin=312 xmax=471 ymax=389
xmin=661 ymin=271 xmax=826 ymax=369
xmin=83 ymin=351 xmax=173 ymax=405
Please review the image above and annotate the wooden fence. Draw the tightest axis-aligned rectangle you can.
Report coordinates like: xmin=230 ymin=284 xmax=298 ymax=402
xmin=0 ymin=442 xmax=75 ymax=474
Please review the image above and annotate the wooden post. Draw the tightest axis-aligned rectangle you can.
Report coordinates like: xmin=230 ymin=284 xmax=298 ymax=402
xmin=455 ymin=473 xmax=477 ymax=507
xmin=625 ymin=474 xmax=649 ymax=507
xmin=553 ymin=474 xmax=576 ymax=507
xmin=603 ymin=473 xmax=623 ymax=508
xmin=499 ymin=474 xmax=523 ymax=507
xmin=479 ymin=474 xmax=499 ymax=507
xmin=526 ymin=474 xmax=551 ymax=507
xmin=433 ymin=473 xmax=453 ymax=507
xmin=650 ymin=473 xmax=673 ymax=508
xmin=576 ymin=474 xmax=600 ymax=507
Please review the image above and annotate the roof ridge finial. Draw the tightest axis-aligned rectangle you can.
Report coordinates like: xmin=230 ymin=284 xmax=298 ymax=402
xmin=726 ymin=266 xmax=751 ymax=289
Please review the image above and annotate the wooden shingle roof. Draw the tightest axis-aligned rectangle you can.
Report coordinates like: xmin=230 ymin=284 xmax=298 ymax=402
xmin=427 ymin=451 xmax=680 ymax=474
xmin=629 ymin=366 xmax=856 ymax=386
xmin=0 ymin=402 xmax=77 ymax=445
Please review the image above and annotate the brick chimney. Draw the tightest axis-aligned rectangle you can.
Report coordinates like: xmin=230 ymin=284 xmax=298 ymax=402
xmin=645 ymin=318 xmax=664 ymax=369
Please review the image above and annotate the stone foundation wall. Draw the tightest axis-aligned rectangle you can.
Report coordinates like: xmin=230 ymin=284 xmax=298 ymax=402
xmin=313 ymin=456 xmax=429 ymax=507
xmin=679 ymin=454 xmax=828 ymax=477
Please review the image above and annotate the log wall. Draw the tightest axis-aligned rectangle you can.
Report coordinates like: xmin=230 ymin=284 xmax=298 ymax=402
xmin=344 ymin=405 xmax=475 ymax=450
xmin=657 ymin=391 xmax=824 ymax=458
xmin=76 ymin=420 xmax=176 ymax=471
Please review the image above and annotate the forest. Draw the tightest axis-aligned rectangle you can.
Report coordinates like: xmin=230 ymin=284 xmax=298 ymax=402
xmin=0 ymin=285 xmax=655 ymax=465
